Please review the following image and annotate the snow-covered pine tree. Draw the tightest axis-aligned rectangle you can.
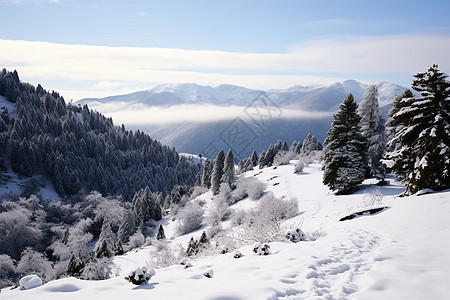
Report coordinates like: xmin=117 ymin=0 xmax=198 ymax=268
xmin=300 ymin=133 xmax=322 ymax=156
xmin=250 ymin=150 xmax=259 ymax=166
xmin=357 ymin=85 xmax=387 ymax=180
xmin=156 ymin=224 xmax=166 ymax=240
xmin=132 ymin=186 xmax=162 ymax=223
xmin=210 ymin=150 xmax=225 ymax=195
xmin=221 ymin=149 xmax=235 ymax=187
xmin=95 ymin=220 xmax=115 ymax=259
xmin=201 ymin=159 xmax=213 ymax=189
xmin=388 ymin=64 xmax=450 ymax=194
xmin=322 ymin=94 xmax=368 ymax=194
xmin=385 ymin=89 xmax=414 ymax=153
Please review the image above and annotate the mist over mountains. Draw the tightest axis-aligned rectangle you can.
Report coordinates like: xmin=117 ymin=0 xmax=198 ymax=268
xmin=80 ymin=80 xmax=411 ymax=159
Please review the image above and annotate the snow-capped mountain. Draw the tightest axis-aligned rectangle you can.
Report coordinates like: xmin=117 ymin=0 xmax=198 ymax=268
xmin=80 ymin=80 xmax=408 ymax=110
xmin=79 ymin=80 xmax=412 ymax=158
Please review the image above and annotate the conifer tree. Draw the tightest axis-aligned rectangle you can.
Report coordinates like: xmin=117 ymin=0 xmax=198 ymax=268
xmin=387 ymin=64 xmax=450 ymax=194
xmin=201 ymin=159 xmax=213 ymax=189
xmin=250 ymin=150 xmax=258 ymax=166
xmin=210 ymin=150 xmax=225 ymax=195
xmin=221 ymin=149 xmax=236 ymax=186
xmin=357 ymin=85 xmax=387 ymax=180
xmin=156 ymin=224 xmax=166 ymax=240
xmin=322 ymin=94 xmax=368 ymax=194
xmin=386 ymin=89 xmax=414 ymax=153
xmin=95 ymin=220 xmax=115 ymax=259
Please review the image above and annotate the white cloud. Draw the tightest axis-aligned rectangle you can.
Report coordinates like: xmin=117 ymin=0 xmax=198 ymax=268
xmin=86 ymin=102 xmax=332 ymax=125
xmin=1 ymin=33 xmax=449 ymax=100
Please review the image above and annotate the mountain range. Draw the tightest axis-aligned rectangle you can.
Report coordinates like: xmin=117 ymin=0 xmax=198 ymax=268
xmin=80 ymin=80 xmax=412 ymax=159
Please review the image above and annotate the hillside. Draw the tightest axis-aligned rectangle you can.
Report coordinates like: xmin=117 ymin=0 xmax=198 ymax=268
xmin=79 ymin=80 xmax=411 ymax=158
xmin=0 ymin=69 xmax=200 ymax=200
xmin=3 ymin=160 xmax=449 ymax=299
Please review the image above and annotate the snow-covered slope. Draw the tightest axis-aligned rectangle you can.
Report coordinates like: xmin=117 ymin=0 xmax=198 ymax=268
xmin=3 ymin=162 xmax=449 ymax=299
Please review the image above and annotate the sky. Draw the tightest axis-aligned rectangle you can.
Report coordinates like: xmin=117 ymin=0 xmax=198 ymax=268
xmin=1 ymin=0 xmax=450 ymax=101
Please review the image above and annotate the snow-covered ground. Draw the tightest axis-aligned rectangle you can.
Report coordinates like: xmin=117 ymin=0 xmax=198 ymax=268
xmin=3 ymin=162 xmax=450 ymax=299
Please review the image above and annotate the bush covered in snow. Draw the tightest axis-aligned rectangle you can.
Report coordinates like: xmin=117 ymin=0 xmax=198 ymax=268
xmin=126 ymin=231 xmax=146 ymax=251
xmin=220 ymin=244 xmax=230 ymax=254
xmin=285 ymin=228 xmax=306 ymax=243
xmin=176 ymin=202 xmax=204 ymax=236
xmin=82 ymin=257 xmax=112 ymax=280
xmin=238 ymin=193 xmax=299 ymax=243
xmin=273 ymin=151 xmax=296 ymax=166
xmin=125 ymin=267 xmax=156 ymax=285
xmin=294 ymin=161 xmax=305 ymax=174
xmin=232 ymin=177 xmax=266 ymax=202
xmin=252 ymin=242 xmax=271 ymax=255
xmin=232 ymin=250 xmax=242 ymax=258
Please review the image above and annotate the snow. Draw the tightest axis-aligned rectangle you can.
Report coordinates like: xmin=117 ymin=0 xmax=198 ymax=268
xmin=0 ymin=95 xmax=18 ymax=118
xmin=19 ymin=275 xmax=42 ymax=290
xmin=3 ymin=162 xmax=450 ymax=299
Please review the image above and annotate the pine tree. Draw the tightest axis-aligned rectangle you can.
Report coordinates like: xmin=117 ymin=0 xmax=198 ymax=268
xmin=210 ymin=150 xmax=225 ymax=195
xmin=357 ymin=85 xmax=387 ymax=180
xmin=156 ymin=224 xmax=166 ymax=240
xmin=301 ymin=133 xmax=322 ymax=155
xmin=250 ymin=150 xmax=258 ymax=166
xmin=386 ymin=89 xmax=414 ymax=153
xmin=221 ymin=149 xmax=235 ymax=186
xmin=95 ymin=220 xmax=115 ymax=259
xmin=201 ymin=159 xmax=213 ymax=189
xmin=322 ymin=94 xmax=368 ymax=194
xmin=388 ymin=64 xmax=450 ymax=194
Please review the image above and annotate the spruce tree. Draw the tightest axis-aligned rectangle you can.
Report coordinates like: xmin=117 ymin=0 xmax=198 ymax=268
xmin=388 ymin=64 xmax=450 ymax=194
xmin=250 ymin=150 xmax=258 ymax=166
xmin=210 ymin=150 xmax=225 ymax=195
xmin=357 ymin=85 xmax=387 ymax=180
xmin=156 ymin=224 xmax=166 ymax=240
xmin=221 ymin=149 xmax=235 ymax=186
xmin=201 ymin=159 xmax=213 ymax=189
xmin=322 ymin=94 xmax=368 ymax=194
xmin=386 ymin=89 xmax=414 ymax=153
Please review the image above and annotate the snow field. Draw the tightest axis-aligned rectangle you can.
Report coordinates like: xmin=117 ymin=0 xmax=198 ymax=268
xmin=3 ymin=160 xmax=450 ymax=299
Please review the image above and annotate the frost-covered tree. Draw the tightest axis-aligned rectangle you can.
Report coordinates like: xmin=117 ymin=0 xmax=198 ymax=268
xmin=17 ymin=247 xmax=53 ymax=282
xmin=132 ymin=186 xmax=162 ymax=223
xmin=210 ymin=150 xmax=225 ymax=195
xmin=176 ymin=202 xmax=204 ymax=235
xmin=201 ymin=159 xmax=213 ymax=189
xmin=386 ymin=89 xmax=414 ymax=153
xmin=301 ymin=133 xmax=322 ymax=155
xmin=82 ymin=257 xmax=112 ymax=280
xmin=357 ymin=85 xmax=387 ymax=180
xmin=221 ymin=149 xmax=236 ymax=187
xmin=387 ymin=64 xmax=450 ymax=194
xmin=95 ymin=220 xmax=116 ymax=258
xmin=250 ymin=150 xmax=258 ymax=166
xmin=322 ymin=94 xmax=368 ymax=194
xmin=117 ymin=211 xmax=137 ymax=245
xmin=0 ymin=254 xmax=16 ymax=288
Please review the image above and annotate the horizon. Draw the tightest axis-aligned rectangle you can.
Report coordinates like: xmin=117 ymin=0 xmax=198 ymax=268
xmin=1 ymin=0 xmax=450 ymax=101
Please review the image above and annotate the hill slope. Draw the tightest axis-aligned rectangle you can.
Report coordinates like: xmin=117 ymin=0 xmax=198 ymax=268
xmin=0 ymin=69 xmax=199 ymax=200
xmin=4 ymin=161 xmax=449 ymax=299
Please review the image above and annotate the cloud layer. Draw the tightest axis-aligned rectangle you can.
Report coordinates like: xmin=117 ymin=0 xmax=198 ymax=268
xmin=86 ymin=102 xmax=332 ymax=125
xmin=1 ymin=33 xmax=449 ymax=100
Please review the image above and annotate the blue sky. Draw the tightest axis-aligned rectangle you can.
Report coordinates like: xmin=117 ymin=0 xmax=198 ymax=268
xmin=1 ymin=0 xmax=450 ymax=100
